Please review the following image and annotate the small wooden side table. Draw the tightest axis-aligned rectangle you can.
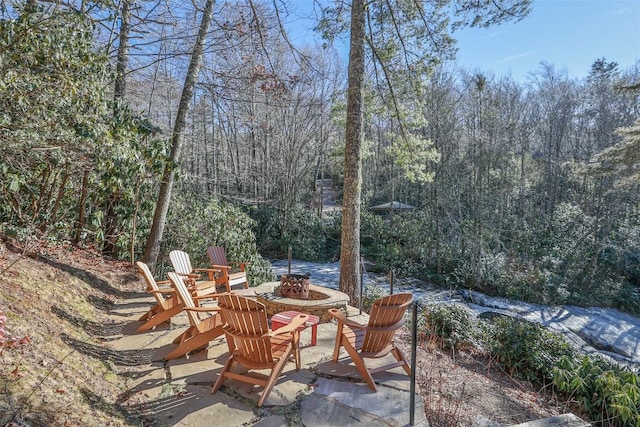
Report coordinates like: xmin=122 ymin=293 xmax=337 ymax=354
xmin=271 ymin=310 xmax=321 ymax=346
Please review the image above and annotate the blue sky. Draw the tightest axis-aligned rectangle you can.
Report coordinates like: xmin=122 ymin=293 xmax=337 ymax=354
xmin=286 ymin=0 xmax=640 ymax=82
xmin=452 ymin=0 xmax=640 ymax=81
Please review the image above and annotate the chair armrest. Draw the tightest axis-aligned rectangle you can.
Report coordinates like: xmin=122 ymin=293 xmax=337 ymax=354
xmin=194 ymin=267 xmax=221 ymax=273
xmin=175 ymin=272 xmax=200 ymax=279
xmin=194 ymin=267 xmax=224 ymax=281
xmin=328 ymin=308 xmax=366 ymax=330
xmin=227 ymin=261 xmax=248 ymax=272
xmin=157 ymin=280 xmax=171 ymax=285
xmin=192 ymin=293 xmax=224 ymax=301
xmin=149 ymin=288 xmax=177 ymax=295
xmin=269 ymin=314 xmax=309 ymax=337
xmin=185 ymin=306 xmax=221 ymax=313
xmin=209 ymin=264 xmax=231 ymax=271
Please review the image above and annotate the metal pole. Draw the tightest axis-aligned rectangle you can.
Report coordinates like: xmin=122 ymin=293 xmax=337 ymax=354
xmin=287 ymin=246 xmax=292 ymax=276
xmin=409 ymin=301 xmax=418 ymax=426
xmin=359 ymin=258 xmax=364 ymax=315
xmin=390 ymin=269 xmax=394 ymax=295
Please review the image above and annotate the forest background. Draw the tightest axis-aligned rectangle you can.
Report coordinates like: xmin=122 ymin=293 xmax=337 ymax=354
xmin=1 ymin=0 xmax=640 ymax=316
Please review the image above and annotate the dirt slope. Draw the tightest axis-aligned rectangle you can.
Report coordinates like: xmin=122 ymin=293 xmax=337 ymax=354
xmin=0 ymin=242 xmax=148 ymax=426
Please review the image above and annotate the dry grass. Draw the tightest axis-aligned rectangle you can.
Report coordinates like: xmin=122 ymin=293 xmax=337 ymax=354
xmin=0 ymin=241 xmax=147 ymax=426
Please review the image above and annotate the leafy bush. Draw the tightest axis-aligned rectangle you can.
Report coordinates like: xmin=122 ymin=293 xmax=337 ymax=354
xmin=251 ymin=205 xmax=340 ymax=262
xmin=417 ymin=304 xmax=474 ymax=351
xmin=413 ymin=304 xmax=640 ymax=426
xmin=360 ymin=284 xmax=387 ymax=313
xmin=361 ymin=210 xmax=435 ymax=279
xmin=159 ymin=191 xmax=273 ymax=286
xmin=0 ymin=7 xmax=166 ymax=258
xmin=484 ymin=316 xmax=572 ymax=383
xmin=552 ymin=355 xmax=640 ymax=426
xmin=610 ymin=284 xmax=640 ymax=315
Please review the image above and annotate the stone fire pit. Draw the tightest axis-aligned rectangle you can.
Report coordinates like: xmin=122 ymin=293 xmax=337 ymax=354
xmin=256 ymin=281 xmax=349 ymax=322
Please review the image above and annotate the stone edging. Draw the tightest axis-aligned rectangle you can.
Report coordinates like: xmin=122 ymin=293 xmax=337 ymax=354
xmin=255 ymin=282 xmax=350 ymax=322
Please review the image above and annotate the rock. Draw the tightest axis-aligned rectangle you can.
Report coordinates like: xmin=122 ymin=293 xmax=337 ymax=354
xmin=509 ymin=413 xmax=590 ymax=427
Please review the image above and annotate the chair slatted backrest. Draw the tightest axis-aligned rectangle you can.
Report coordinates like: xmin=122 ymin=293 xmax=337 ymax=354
xmin=206 ymin=246 xmax=229 ymax=267
xmin=136 ymin=261 xmax=168 ymax=308
xmin=217 ymin=294 xmax=273 ymax=365
xmin=169 ymin=250 xmax=193 ymax=275
xmin=362 ymin=293 xmax=413 ymax=353
xmin=167 ymin=272 xmax=201 ymax=327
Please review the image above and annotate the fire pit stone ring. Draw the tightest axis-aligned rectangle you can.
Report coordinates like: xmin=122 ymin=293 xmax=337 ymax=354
xmin=255 ymin=281 xmax=350 ymax=322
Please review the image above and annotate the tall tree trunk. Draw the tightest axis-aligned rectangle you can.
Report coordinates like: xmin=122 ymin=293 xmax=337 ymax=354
xmin=73 ymin=168 xmax=89 ymax=245
xmin=102 ymin=0 xmax=131 ymax=256
xmin=114 ymin=0 xmax=130 ymax=105
xmin=143 ymin=0 xmax=216 ymax=271
xmin=46 ymin=169 xmax=69 ymax=232
xmin=339 ymin=0 xmax=366 ymax=304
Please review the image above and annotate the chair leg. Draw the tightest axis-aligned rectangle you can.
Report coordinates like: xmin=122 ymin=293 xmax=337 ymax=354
xmin=165 ymin=326 xmax=224 ymax=360
xmin=292 ymin=330 xmax=301 ymax=370
xmin=211 ymin=353 xmax=235 ymax=394
xmin=332 ymin=325 xmax=343 ymax=362
xmin=342 ymin=342 xmax=377 ymax=392
xmin=258 ymin=347 xmax=292 ymax=407
xmin=391 ymin=346 xmax=411 ymax=375
xmin=138 ymin=304 xmax=161 ymax=321
xmin=173 ymin=326 xmax=195 ymax=344
xmin=136 ymin=306 xmax=182 ymax=332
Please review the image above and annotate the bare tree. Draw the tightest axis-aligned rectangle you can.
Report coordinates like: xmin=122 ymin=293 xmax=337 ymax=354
xmin=143 ymin=0 xmax=216 ymax=271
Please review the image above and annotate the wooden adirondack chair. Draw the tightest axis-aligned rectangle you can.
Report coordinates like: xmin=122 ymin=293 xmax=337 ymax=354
xmin=328 ymin=293 xmax=413 ymax=392
xmin=211 ymin=294 xmax=308 ymax=407
xmin=206 ymin=246 xmax=249 ymax=292
xmin=135 ymin=261 xmax=184 ymax=332
xmin=164 ymin=272 xmax=225 ymax=360
xmin=169 ymin=250 xmax=221 ymax=294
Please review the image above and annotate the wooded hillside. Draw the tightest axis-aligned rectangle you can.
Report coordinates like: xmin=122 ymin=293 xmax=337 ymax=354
xmin=1 ymin=2 xmax=639 ymax=314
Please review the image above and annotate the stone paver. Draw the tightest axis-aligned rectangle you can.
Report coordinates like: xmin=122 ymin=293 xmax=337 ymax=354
xmin=108 ymin=287 xmax=426 ymax=426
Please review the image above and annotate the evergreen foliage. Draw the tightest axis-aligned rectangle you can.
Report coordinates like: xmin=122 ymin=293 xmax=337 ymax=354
xmin=418 ymin=304 xmax=474 ymax=351
xmin=157 ymin=189 xmax=272 ymax=286
xmin=251 ymin=205 xmax=341 ymax=262
xmin=0 ymin=8 xmax=110 ymax=228
xmin=419 ymin=308 xmax=640 ymax=426
xmin=0 ymin=1 xmax=638 ymax=317
xmin=553 ymin=355 xmax=640 ymax=426
xmin=484 ymin=316 xmax=573 ymax=383
xmin=0 ymin=7 xmax=167 ymax=257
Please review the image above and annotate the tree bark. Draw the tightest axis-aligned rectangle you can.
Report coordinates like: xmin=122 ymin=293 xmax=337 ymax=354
xmin=339 ymin=0 xmax=366 ymax=305
xmin=73 ymin=167 xmax=90 ymax=245
xmin=102 ymin=0 xmax=131 ymax=257
xmin=143 ymin=0 xmax=216 ymax=271
xmin=114 ymin=0 xmax=130 ymax=105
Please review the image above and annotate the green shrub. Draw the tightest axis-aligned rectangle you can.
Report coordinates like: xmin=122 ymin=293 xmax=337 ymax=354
xmin=484 ymin=316 xmax=572 ymax=383
xmin=552 ymin=355 xmax=640 ymax=426
xmin=361 ymin=210 xmax=435 ymax=280
xmin=251 ymin=205 xmax=340 ymax=262
xmin=360 ymin=284 xmax=387 ymax=313
xmin=159 ymin=191 xmax=273 ymax=286
xmin=418 ymin=304 xmax=473 ymax=351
